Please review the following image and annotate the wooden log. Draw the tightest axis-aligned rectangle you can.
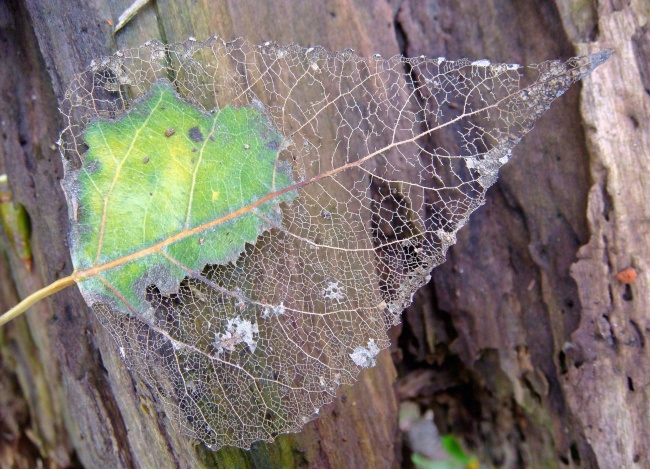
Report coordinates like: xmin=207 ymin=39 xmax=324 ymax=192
xmin=0 ymin=0 xmax=645 ymax=467
xmin=3 ymin=0 xmax=401 ymax=467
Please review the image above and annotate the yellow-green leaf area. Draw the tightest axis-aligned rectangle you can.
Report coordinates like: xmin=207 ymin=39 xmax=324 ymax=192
xmin=72 ymin=81 xmax=293 ymax=312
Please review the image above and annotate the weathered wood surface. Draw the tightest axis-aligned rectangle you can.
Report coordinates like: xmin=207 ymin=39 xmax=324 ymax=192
xmin=560 ymin=1 xmax=649 ymax=465
xmin=395 ymin=1 xmax=649 ymax=467
xmin=2 ymin=1 xmax=402 ymax=468
xmin=0 ymin=0 xmax=646 ymax=467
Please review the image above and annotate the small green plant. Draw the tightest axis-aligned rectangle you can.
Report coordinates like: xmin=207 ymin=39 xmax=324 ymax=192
xmin=0 ymin=174 xmax=32 ymax=272
xmin=412 ymin=435 xmax=479 ymax=469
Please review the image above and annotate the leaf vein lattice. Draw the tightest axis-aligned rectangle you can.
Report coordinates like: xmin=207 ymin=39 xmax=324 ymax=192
xmin=58 ymin=36 xmax=609 ymax=450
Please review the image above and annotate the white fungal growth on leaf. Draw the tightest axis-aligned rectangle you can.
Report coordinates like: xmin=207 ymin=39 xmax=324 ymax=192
xmin=323 ymin=281 xmax=345 ymax=302
xmin=350 ymin=339 xmax=381 ymax=368
xmin=261 ymin=302 xmax=285 ymax=319
xmin=471 ymin=59 xmax=491 ymax=67
xmin=214 ymin=317 xmax=259 ymax=354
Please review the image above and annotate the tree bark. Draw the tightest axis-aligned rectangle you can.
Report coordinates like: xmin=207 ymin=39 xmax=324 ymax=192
xmin=0 ymin=0 xmax=646 ymax=468
xmin=396 ymin=1 xmax=649 ymax=467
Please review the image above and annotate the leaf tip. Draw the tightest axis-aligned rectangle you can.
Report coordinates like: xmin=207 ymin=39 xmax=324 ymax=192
xmin=588 ymin=49 xmax=614 ymax=70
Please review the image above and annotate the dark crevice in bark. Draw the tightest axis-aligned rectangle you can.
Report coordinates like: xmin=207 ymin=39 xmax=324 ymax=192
xmin=91 ymin=345 xmax=137 ymax=468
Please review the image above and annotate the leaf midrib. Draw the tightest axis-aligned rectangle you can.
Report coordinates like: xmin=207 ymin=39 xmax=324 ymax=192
xmin=73 ymin=100 xmax=499 ymax=284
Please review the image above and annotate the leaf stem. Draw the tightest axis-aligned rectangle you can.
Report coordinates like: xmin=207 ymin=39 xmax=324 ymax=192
xmin=0 ymin=274 xmax=77 ymax=326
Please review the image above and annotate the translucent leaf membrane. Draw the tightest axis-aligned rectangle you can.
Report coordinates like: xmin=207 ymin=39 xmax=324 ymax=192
xmin=58 ymin=36 xmax=610 ymax=450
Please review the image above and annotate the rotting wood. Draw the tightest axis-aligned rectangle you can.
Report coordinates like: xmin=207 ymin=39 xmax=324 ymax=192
xmin=0 ymin=0 xmax=645 ymax=467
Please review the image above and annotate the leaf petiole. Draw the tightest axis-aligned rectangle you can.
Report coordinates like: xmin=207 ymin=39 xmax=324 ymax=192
xmin=0 ymin=274 xmax=77 ymax=326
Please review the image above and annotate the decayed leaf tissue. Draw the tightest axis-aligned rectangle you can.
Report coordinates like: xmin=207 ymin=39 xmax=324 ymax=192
xmin=52 ymin=36 xmax=609 ymax=450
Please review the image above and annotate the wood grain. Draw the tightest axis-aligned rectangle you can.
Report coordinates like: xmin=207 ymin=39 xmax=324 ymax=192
xmin=0 ymin=0 xmax=645 ymax=467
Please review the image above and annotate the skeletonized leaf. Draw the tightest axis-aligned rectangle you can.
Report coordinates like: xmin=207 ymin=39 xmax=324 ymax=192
xmin=67 ymin=81 xmax=293 ymax=316
xmin=58 ymin=36 xmax=610 ymax=450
